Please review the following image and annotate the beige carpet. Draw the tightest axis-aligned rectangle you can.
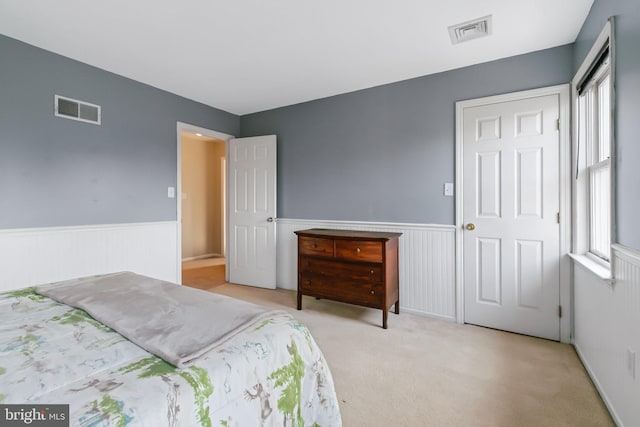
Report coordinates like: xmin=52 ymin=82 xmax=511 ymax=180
xmin=196 ymin=282 xmax=613 ymax=426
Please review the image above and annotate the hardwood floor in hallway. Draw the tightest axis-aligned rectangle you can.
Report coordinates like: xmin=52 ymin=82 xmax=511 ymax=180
xmin=182 ymin=264 xmax=226 ymax=291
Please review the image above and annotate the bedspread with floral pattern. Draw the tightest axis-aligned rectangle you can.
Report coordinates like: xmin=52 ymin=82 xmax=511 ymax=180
xmin=0 ymin=287 xmax=341 ymax=426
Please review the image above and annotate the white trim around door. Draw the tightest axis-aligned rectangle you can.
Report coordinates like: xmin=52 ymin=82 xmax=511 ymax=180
xmin=176 ymin=122 xmax=234 ymax=284
xmin=455 ymin=84 xmax=571 ymax=343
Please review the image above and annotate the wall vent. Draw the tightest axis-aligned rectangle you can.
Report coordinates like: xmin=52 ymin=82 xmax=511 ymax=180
xmin=54 ymin=95 xmax=101 ymax=125
xmin=448 ymin=15 xmax=492 ymax=45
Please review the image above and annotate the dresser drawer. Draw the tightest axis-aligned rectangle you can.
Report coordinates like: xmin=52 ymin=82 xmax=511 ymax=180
xmin=335 ymin=240 xmax=383 ymax=262
xmin=299 ymin=256 xmax=382 ymax=281
xmin=299 ymin=236 xmax=334 ymax=257
xmin=299 ymin=274 xmax=384 ymax=307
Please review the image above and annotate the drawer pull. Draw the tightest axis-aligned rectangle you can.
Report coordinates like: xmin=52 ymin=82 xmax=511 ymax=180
xmin=370 ymin=290 xmax=375 ymax=295
xmin=356 ymin=247 xmax=361 ymax=253
xmin=305 ymin=280 xmax=311 ymax=285
xmin=370 ymin=269 xmax=375 ymax=274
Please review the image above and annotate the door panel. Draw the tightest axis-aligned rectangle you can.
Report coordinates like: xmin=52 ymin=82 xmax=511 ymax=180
xmin=463 ymin=94 xmax=560 ymax=340
xmin=515 ymin=239 xmax=543 ymax=308
xmin=234 ymin=225 xmax=248 ymax=268
xmin=477 ymin=151 xmax=501 ymax=218
xmin=476 ymin=237 xmax=501 ymax=305
xmin=516 ymin=148 xmax=542 ymax=218
xmin=228 ymin=135 xmax=277 ymax=289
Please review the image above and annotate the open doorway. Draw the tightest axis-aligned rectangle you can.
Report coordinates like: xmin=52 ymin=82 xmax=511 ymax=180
xmin=177 ymin=122 xmax=232 ymax=290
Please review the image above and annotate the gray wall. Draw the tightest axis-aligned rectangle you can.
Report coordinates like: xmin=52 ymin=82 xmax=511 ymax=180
xmin=0 ymin=35 xmax=239 ymax=229
xmin=241 ymin=45 xmax=574 ymax=225
xmin=573 ymin=0 xmax=640 ymax=251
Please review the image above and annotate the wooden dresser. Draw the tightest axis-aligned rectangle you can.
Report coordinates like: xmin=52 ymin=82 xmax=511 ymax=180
xmin=295 ymin=228 xmax=401 ymax=329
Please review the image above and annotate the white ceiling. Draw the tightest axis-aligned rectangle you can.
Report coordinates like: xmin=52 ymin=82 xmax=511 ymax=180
xmin=0 ymin=0 xmax=593 ymax=115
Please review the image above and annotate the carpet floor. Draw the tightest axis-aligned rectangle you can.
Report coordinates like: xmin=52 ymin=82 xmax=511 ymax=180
xmin=184 ymin=276 xmax=613 ymax=426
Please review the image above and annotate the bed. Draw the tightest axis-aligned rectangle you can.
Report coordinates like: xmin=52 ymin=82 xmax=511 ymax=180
xmin=0 ymin=272 xmax=342 ymax=426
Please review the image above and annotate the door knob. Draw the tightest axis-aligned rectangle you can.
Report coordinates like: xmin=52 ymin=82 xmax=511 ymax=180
xmin=267 ymin=217 xmax=275 ymax=223
xmin=466 ymin=223 xmax=476 ymax=231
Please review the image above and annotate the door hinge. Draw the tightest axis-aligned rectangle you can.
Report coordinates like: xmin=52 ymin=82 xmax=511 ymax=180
xmin=557 ymin=212 xmax=560 ymax=224
xmin=556 ymin=119 xmax=560 ymax=130
xmin=558 ymin=305 xmax=563 ymax=318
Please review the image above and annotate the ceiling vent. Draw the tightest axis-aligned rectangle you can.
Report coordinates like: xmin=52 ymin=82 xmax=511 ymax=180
xmin=448 ymin=15 xmax=492 ymax=45
xmin=54 ymin=95 xmax=101 ymax=125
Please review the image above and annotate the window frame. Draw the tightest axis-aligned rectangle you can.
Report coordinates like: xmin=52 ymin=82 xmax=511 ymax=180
xmin=585 ymin=65 xmax=611 ymax=262
xmin=571 ymin=19 xmax=616 ymax=270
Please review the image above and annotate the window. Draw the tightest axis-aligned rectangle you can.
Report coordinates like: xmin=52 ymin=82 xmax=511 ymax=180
xmin=582 ymin=66 xmax=611 ymax=260
xmin=573 ymin=21 xmax=614 ymax=265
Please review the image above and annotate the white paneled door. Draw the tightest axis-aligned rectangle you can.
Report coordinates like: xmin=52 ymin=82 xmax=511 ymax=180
xmin=462 ymin=94 xmax=560 ymax=340
xmin=228 ymin=135 xmax=277 ymax=289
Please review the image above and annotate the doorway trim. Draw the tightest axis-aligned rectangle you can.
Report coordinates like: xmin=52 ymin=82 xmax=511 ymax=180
xmin=454 ymin=84 xmax=571 ymax=342
xmin=176 ymin=121 xmax=234 ymax=284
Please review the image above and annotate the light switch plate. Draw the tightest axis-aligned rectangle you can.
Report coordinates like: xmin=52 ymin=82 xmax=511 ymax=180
xmin=444 ymin=182 xmax=454 ymax=196
xmin=167 ymin=187 xmax=175 ymax=198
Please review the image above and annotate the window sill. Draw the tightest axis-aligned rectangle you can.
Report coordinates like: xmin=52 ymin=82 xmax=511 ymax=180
xmin=569 ymin=253 xmax=615 ymax=287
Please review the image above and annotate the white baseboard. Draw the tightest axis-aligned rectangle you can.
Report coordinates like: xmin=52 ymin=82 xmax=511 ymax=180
xmin=276 ymin=218 xmax=456 ymax=320
xmin=182 ymin=253 xmax=222 ymax=262
xmin=0 ymin=221 xmax=178 ymax=292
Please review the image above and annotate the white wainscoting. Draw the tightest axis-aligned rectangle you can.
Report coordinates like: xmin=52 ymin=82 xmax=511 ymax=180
xmin=0 ymin=222 xmax=178 ymax=292
xmin=276 ymin=219 xmax=456 ymax=320
xmin=573 ymin=244 xmax=640 ymax=427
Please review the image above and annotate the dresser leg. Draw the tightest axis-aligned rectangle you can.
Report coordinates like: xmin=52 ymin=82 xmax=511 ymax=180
xmin=382 ymin=310 xmax=388 ymax=329
xmin=394 ymin=300 xmax=399 ymax=314
xmin=297 ymin=292 xmax=302 ymax=310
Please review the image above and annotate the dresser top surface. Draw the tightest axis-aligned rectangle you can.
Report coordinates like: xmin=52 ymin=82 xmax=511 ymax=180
xmin=294 ymin=228 xmax=402 ymax=240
